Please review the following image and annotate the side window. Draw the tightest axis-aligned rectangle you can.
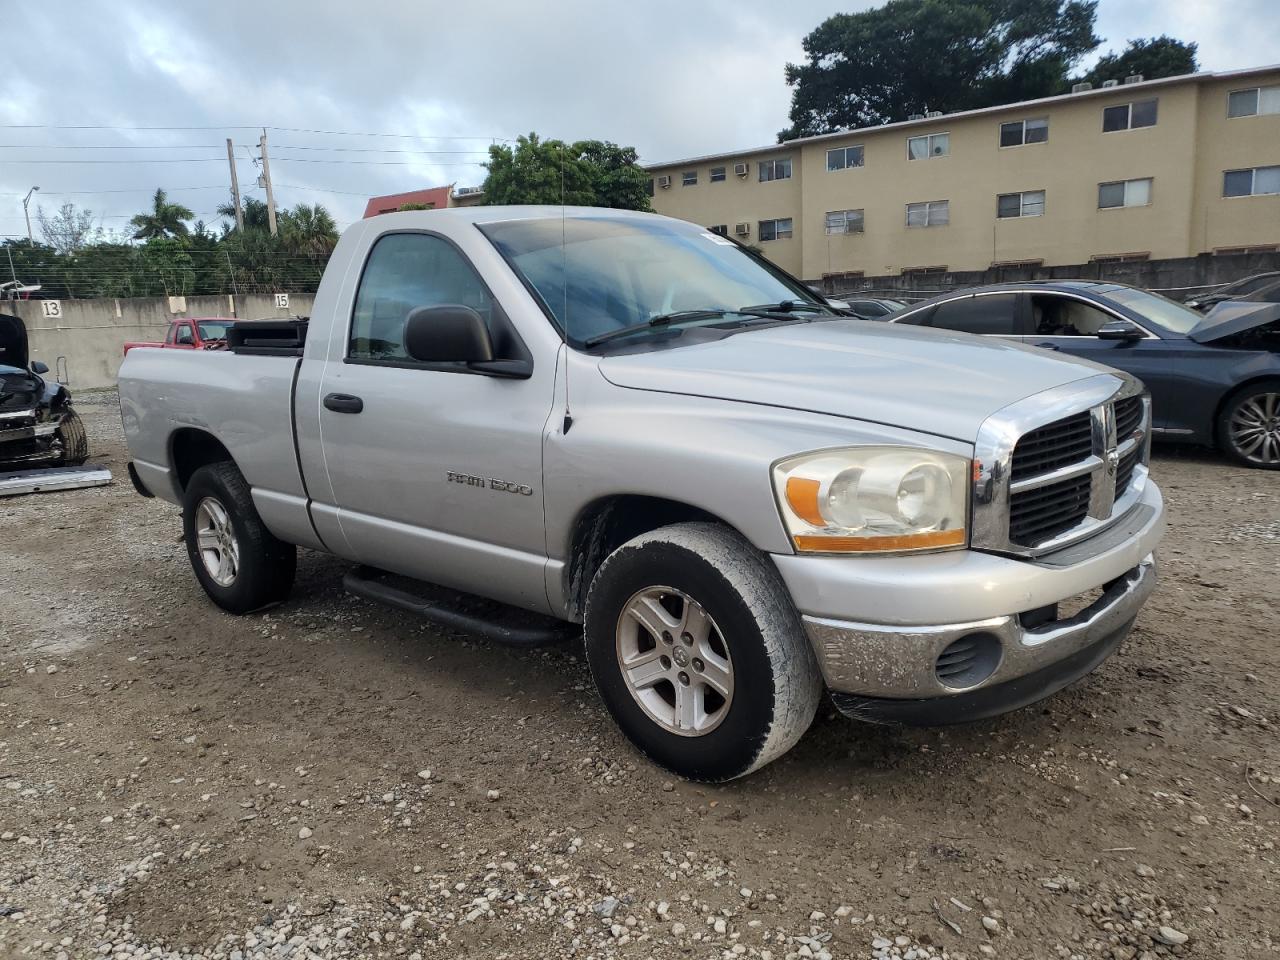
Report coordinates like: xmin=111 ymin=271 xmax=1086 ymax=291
xmin=349 ymin=233 xmax=497 ymax=362
xmin=1032 ymin=296 xmax=1115 ymax=336
xmin=929 ymin=294 xmax=1019 ymax=335
xmin=174 ymin=324 xmax=194 ymax=345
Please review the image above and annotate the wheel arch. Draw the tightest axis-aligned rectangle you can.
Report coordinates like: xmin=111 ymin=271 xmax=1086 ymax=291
xmin=1212 ymin=374 xmax=1280 ymax=445
xmin=169 ymin=428 xmax=236 ymax=494
xmin=563 ymin=494 xmax=750 ymax=623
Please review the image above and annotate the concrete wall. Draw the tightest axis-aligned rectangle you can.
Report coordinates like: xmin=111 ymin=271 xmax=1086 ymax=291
xmin=7 ymin=293 xmax=315 ymax=390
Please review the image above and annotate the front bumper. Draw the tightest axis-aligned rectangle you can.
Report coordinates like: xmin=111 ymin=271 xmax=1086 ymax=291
xmin=773 ymin=480 xmax=1164 ymax=722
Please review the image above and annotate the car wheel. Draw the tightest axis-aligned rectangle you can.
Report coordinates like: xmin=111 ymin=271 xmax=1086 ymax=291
xmin=584 ymin=522 xmax=821 ymax=781
xmin=182 ymin=461 xmax=296 ymax=613
xmin=54 ymin=408 xmax=88 ymax=466
xmin=1218 ymin=382 xmax=1280 ymax=469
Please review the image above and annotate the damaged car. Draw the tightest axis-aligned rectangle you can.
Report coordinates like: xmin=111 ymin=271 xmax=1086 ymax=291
xmin=890 ymin=282 xmax=1280 ymax=468
xmin=0 ymin=312 xmax=88 ymax=469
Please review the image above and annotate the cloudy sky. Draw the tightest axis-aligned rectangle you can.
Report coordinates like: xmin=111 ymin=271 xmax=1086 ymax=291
xmin=2 ymin=0 xmax=1276 ymax=238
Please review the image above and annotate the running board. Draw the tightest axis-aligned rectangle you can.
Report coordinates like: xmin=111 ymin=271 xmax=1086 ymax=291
xmin=0 ymin=466 xmax=112 ymax=497
xmin=342 ymin=565 xmax=573 ymax=647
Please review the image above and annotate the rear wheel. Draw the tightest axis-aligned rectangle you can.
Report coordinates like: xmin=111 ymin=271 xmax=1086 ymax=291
xmin=584 ymin=522 xmax=821 ymax=781
xmin=54 ymin=408 xmax=88 ymax=466
xmin=182 ymin=461 xmax=296 ymax=613
xmin=1218 ymin=382 xmax=1280 ymax=469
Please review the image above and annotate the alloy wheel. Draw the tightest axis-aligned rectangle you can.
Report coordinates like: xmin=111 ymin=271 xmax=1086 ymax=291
xmin=194 ymin=496 xmax=240 ymax=587
xmin=1229 ymin=392 xmax=1280 ymax=465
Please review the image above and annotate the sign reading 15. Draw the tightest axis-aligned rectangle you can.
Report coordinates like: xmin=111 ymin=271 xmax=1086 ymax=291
xmin=274 ymin=293 xmax=290 ymax=309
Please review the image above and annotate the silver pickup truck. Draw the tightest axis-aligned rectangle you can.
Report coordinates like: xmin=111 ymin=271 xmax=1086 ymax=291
xmin=119 ymin=206 xmax=1165 ymax=781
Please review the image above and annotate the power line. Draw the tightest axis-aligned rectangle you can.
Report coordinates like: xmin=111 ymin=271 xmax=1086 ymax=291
xmin=7 ymin=157 xmax=486 ymax=165
xmin=0 ymin=123 xmax=510 ymax=141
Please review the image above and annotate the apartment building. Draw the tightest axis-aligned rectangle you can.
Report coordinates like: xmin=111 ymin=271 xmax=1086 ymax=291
xmin=644 ymin=65 xmax=1280 ymax=282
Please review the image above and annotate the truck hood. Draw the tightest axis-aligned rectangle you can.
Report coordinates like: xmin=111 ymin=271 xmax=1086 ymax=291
xmin=1192 ymin=302 xmax=1280 ymax=344
xmin=598 ymin=320 xmax=1108 ymax=443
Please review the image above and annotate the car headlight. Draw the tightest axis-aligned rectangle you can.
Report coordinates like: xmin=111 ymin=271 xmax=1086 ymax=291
xmin=772 ymin=447 xmax=970 ymax=554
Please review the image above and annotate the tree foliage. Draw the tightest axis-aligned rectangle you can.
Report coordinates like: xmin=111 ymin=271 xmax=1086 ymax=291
xmin=482 ymin=133 xmax=651 ymax=211
xmin=780 ymin=0 xmax=1105 ymax=138
xmin=1076 ymin=36 xmax=1198 ymax=87
xmin=3 ymin=188 xmax=341 ymax=299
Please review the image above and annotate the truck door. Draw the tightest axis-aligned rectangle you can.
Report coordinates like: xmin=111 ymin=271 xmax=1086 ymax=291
xmin=314 ymin=231 xmax=556 ymax=613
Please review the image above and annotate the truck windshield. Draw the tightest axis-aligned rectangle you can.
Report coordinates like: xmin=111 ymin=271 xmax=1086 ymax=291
xmin=478 ymin=215 xmax=827 ymax=347
xmin=196 ymin=321 xmax=232 ymax=340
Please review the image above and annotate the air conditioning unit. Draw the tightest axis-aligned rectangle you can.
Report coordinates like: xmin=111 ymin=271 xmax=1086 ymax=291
xmin=733 ymin=162 xmax=749 ymax=177
xmin=1101 ymin=79 xmax=1119 ymax=88
xmin=1124 ymin=74 xmax=1144 ymax=84
xmin=908 ymin=113 xmax=925 ymax=121
xmin=657 ymin=175 xmax=672 ymax=189
xmin=453 ymin=186 xmax=483 ymax=197
xmin=734 ymin=222 xmax=750 ymax=237
xmin=1071 ymin=82 xmax=1092 ymax=93
xmin=926 ymin=111 xmax=943 ymax=118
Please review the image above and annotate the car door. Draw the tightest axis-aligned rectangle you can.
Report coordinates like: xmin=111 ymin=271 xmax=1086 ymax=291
xmin=898 ymin=291 xmax=1027 ymax=341
xmin=170 ymin=323 xmax=195 ymax=349
xmin=1025 ymin=293 xmax=1175 ymax=427
xmin=314 ymin=230 xmax=557 ymax=613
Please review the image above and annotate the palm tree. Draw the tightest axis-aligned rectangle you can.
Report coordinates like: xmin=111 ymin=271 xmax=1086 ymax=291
xmin=130 ymin=188 xmax=194 ymax=240
xmin=280 ymin=203 xmax=338 ymax=255
xmin=217 ymin=196 xmax=272 ymax=231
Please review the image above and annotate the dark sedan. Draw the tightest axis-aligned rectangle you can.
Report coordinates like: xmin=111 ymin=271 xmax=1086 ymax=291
xmin=889 ymin=281 xmax=1280 ymax=468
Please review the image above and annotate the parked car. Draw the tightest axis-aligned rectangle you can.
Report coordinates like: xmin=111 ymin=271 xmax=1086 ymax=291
xmin=0 ymin=312 xmax=89 ymax=469
xmin=1184 ymin=272 xmax=1280 ymax=312
xmin=889 ymin=281 xmax=1280 ymax=468
xmin=118 ymin=208 xmax=1164 ymax=781
xmin=123 ymin=317 xmax=235 ymax=355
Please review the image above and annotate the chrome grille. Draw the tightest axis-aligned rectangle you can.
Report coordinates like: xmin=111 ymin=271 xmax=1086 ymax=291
xmin=972 ymin=374 xmax=1151 ymax=557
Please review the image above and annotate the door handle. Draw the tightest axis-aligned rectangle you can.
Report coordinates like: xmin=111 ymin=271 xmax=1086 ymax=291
xmin=323 ymin=392 xmax=364 ymax=414
xmin=1034 ymin=342 xmax=1060 ymax=351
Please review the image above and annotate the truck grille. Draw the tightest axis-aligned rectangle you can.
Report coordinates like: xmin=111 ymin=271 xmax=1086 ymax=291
xmin=974 ymin=376 xmax=1151 ymax=556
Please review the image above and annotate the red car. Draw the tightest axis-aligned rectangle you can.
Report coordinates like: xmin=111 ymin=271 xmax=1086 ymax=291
xmin=123 ymin=318 xmax=235 ymax=355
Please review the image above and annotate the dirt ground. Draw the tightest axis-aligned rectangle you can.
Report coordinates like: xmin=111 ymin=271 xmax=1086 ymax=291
xmin=1 ymin=398 xmax=1277 ymax=960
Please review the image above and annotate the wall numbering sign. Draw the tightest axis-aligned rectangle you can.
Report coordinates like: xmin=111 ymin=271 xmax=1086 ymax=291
xmin=41 ymin=300 xmax=63 ymax=319
xmin=274 ymin=293 xmax=290 ymax=309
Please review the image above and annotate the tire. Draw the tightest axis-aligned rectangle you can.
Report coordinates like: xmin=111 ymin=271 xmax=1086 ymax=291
xmin=1217 ymin=381 xmax=1280 ymax=469
xmin=54 ymin=408 xmax=88 ymax=466
xmin=584 ymin=522 xmax=822 ymax=781
xmin=182 ymin=461 xmax=296 ymax=614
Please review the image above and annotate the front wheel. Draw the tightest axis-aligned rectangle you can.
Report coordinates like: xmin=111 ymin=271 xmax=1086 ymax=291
xmin=54 ymin=408 xmax=88 ymax=466
xmin=182 ymin=462 xmax=296 ymax=613
xmin=584 ymin=522 xmax=821 ymax=781
xmin=1218 ymin=382 xmax=1280 ymax=469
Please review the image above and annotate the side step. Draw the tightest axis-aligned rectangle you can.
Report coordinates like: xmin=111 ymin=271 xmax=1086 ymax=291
xmin=342 ymin=565 xmax=574 ymax=648
xmin=0 ymin=466 xmax=112 ymax=498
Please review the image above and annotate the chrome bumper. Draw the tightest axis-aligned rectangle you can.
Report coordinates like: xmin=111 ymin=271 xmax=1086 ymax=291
xmin=801 ymin=555 xmax=1156 ymax=700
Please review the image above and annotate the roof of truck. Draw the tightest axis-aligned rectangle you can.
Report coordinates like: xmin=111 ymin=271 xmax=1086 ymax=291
xmin=358 ymin=205 xmax=661 ymax=227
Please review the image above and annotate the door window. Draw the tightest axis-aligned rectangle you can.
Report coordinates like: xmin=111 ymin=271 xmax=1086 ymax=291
xmin=1031 ymin=296 xmax=1115 ymax=336
xmin=173 ymin=324 xmax=194 ymax=345
xmin=349 ymin=233 xmax=497 ymax=361
xmin=928 ymin=294 xmax=1019 ymax=335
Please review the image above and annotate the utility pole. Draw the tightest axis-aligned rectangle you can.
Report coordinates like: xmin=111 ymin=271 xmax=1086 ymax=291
xmin=226 ymin=138 xmax=245 ymax=232
xmin=259 ymin=129 xmax=278 ymax=237
xmin=22 ymin=186 xmax=39 ymax=243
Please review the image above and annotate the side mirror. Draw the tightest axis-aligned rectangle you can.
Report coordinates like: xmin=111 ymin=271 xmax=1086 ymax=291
xmin=404 ymin=304 xmax=494 ymax=364
xmin=31 ymin=360 xmax=49 ymax=374
xmin=1097 ymin=319 xmax=1145 ymax=341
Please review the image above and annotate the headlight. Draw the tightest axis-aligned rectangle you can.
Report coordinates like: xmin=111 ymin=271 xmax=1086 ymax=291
xmin=772 ymin=447 xmax=970 ymax=554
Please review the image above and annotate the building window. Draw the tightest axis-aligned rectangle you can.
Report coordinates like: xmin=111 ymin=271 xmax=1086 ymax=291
xmin=1098 ymin=178 xmax=1153 ymax=209
xmin=1228 ymin=85 xmax=1280 ymax=118
xmin=1213 ymin=244 xmax=1280 ymax=255
xmin=759 ymin=158 xmax=792 ymax=182
xmin=999 ymin=118 xmax=1048 ymax=147
xmin=996 ymin=190 xmax=1046 ymax=218
xmin=1090 ymin=252 xmax=1151 ymax=264
xmin=682 ymin=171 xmax=697 ymax=186
xmin=758 ymin=218 xmax=794 ymax=241
xmin=707 ymin=224 xmax=729 ymax=236
xmin=1102 ymin=98 xmax=1158 ymax=132
xmin=824 ymin=209 xmax=865 ymax=234
xmin=905 ymin=200 xmax=949 ymax=227
xmin=907 ymin=133 xmax=949 ymax=160
xmin=709 ymin=166 xmax=726 ymax=183
xmin=1224 ymin=166 xmax=1280 ymax=197
xmin=826 ymin=145 xmax=865 ymax=171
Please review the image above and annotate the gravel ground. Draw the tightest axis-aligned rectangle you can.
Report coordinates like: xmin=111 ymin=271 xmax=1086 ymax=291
xmin=1 ymin=398 xmax=1277 ymax=960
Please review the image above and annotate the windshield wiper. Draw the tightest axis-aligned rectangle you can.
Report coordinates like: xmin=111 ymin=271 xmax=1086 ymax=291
xmin=584 ymin=309 xmax=727 ymax=347
xmin=737 ymin=300 xmax=829 ymax=316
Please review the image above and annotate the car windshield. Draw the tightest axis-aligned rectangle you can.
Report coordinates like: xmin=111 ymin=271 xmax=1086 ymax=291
xmin=1104 ymin=287 xmax=1204 ymax=335
xmin=196 ymin=321 xmax=232 ymax=340
xmin=478 ymin=215 xmax=826 ymax=347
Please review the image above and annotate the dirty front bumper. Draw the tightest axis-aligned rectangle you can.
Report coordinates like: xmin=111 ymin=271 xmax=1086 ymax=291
xmin=772 ymin=480 xmax=1163 ymax=725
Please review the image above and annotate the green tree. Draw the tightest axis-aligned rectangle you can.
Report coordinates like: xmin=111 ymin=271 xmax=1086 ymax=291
xmin=129 ymin=188 xmax=195 ymax=240
xmin=279 ymin=203 xmax=339 ymax=256
xmin=1077 ymin=36 xmax=1198 ymax=87
xmin=217 ymin=195 xmax=273 ymax=231
xmin=482 ymin=133 xmax=651 ymax=211
xmin=780 ymin=0 xmax=1102 ymax=138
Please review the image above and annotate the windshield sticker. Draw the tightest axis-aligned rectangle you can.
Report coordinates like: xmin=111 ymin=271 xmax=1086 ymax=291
xmin=701 ymin=232 xmax=735 ymax=246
